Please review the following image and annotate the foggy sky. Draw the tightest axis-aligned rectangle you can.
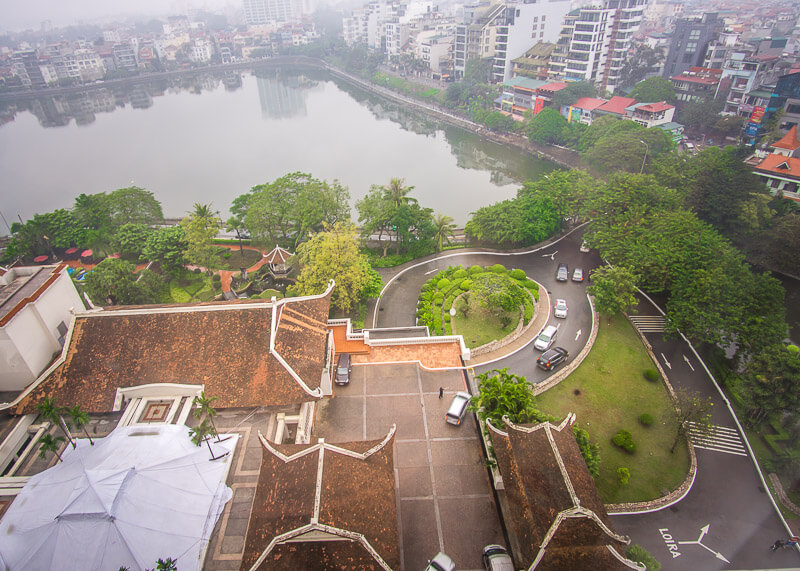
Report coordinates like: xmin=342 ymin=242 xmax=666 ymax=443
xmin=1 ymin=0 xmax=234 ymax=33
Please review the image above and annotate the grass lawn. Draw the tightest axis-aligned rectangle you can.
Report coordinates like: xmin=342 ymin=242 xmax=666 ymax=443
xmin=210 ymin=247 xmax=262 ymax=271
xmin=453 ymin=296 xmax=520 ymax=349
xmin=168 ymin=271 xmax=217 ymax=303
xmin=535 ymin=314 xmax=690 ymax=504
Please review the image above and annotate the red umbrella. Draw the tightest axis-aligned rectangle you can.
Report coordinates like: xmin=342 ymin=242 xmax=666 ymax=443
xmin=65 ymin=247 xmax=78 ymax=254
xmin=108 ymin=253 xmax=120 ymax=259
xmin=81 ymin=249 xmax=93 ymax=258
xmin=33 ymin=255 xmax=49 ymax=263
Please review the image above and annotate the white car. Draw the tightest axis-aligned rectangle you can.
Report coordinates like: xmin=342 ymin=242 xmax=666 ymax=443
xmin=534 ymin=324 xmax=559 ymax=351
xmin=426 ymin=552 xmax=456 ymax=571
xmin=554 ymin=299 xmax=568 ymax=319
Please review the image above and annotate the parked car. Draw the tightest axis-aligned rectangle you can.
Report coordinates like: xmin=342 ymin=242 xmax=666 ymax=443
xmin=554 ymin=298 xmax=568 ymax=319
xmin=556 ymin=263 xmax=568 ymax=282
xmin=534 ymin=324 xmax=559 ymax=351
xmin=426 ymin=552 xmax=456 ymax=571
xmin=335 ymin=353 xmax=352 ymax=385
xmin=572 ymin=267 xmax=584 ymax=282
xmin=483 ymin=544 xmax=514 ymax=571
xmin=536 ymin=347 xmax=569 ymax=371
xmin=580 ymin=240 xmax=590 ymax=253
xmin=445 ymin=392 xmax=472 ymax=425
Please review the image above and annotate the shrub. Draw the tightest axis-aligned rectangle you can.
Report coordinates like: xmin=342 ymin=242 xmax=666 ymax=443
xmin=193 ymin=268 xmax=202 ymax=274
xmin=626 ymin=544 xmax=661 ymax=571
xmin=452 ymin=269 xmax=468 ymax=280
xmin=573 ymin=427 xmax=600 ymax=478
xmin=433 ymin=292 xmax=444 ymax=304
xmin=509 ymin=268 xmax=526 ymax=280
xmin=639 ymin=413 xmax=654 ymax=426
xmin=437 ymin=277 xmax=451 ymax=290
xmin=469 ymin=265 xmax=483 ymax=274
xmin=644 ymin=369 xmax=659 ymax=382
xmin=617 ymin=466 xmax=630 ymax=486
xmin=444 ymin=322 xmax=452 ymax=335
xmin=444 ymin=313 xmax=451 ymax=322
xmin=523 ymin=297 xmax=534 ymax=325
xmin=489 ymin=263 xmax=507 ymax=274
xmin=460 ymin=279 xmax=472 ymax=291
xmin=788 ymin=344 xmax=799 ymax=354
xmin=522 ymin=279 xmax=539 ymax=292
xmin=222 ymin=251 xmax=232 ymax=259
xmin=212 ymin=274 xmax=221 ymax=283
xmin=612 ymin=430 xmax=636 ymax=453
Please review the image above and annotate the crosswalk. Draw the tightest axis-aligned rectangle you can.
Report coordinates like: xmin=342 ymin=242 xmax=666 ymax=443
xmin=687 ymin=422 xmax=747 ymax=456
xmin=629 ymin=315 xmax=666 ymax=333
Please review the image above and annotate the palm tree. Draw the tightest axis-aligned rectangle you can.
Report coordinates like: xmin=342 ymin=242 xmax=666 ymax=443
xmin=192 ymin=391 xmax=230 ymax=443
xmin=433 ymin=213 xmax=456 ymax=253
xmin=37 ymin=397 xmax=75 ymax=449
xmin=67 ymin=405 xmax=94 ymax=446
xmin=382 ymin=178 xmax=417 ymax=209
xmin=38 ymin=433 xmax=65 ymax=463
xmin=189 ymin=419 xmax=229 ymax=461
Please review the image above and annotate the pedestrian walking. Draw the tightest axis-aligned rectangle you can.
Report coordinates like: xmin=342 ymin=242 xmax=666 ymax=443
xmin=439 ymin=387 xmax=444 ymax=399
xmin=771 ymin=539 xmax=786 ymax=551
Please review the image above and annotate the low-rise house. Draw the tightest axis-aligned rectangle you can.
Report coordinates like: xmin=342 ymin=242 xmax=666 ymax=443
xmin=753 ymin=153 xmax=800 ymax=202
xmin=594 ymin=96 xmax=638 ymax=119
xmin=511 ymin=42 xmax=556 ymax=81
xmin=0 ymin=264 xmax=84 ymax=392
xmin=562 ymin=97 xmax=606 ymax=125
xmin=532 ymin=81 xmax=568 ymax=115
xmin=240 ymin=427 xmax=400 ymax=570
xmin=496 ymin=76 xmax=548 ymax=119
xmin=625 ymin=101 xmax=676 ymax=127
xmin=488 ymin=414 xmax=643 ymax=569
xmin=669 ymin=67 xmax=722 ymax=102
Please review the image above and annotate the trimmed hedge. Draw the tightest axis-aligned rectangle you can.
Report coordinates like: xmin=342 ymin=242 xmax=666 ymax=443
xmin=489 ymin=263 xmax=507 ymax=274
xmin=612 ymin=430 xmax=636 ymax=453
xmin=453 ymin=269 xmax=468 ymax=280
xmin=469 ymin=265 xmax=483 ymax=274
xmin=460 ymin=279 xmax=472 ymax=291
xmin=509 ymin=268 xmax=526 ymax=280
xmin=638 ymin=413 xmax=654 ymax=426
xmin=644 ymin=369 xmax=659 ymax=382
xmin=437 ymin=278 xmax=451 ymax=290
xmin=523 ymin=296 xmax=534 ymax=325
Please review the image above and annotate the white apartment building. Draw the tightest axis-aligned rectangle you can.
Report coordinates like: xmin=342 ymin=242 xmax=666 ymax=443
xmin=243 ymin=0 xmax=304 ymax=25
xmin=191 ymin=38 xmax=215 ymax=62
xmin=454 ymin=3 xmax=506 ymax=79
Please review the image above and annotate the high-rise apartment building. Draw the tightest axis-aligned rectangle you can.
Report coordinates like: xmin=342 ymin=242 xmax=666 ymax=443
xmin=243 ymin=0 xmax=303 ymax=25
xmin=549 ymin=0 xmax=645 ymax=93
xmin=454 ymin=3 xmax=506 ymax=80
xmin=662 ymin=13 xmax=721 ymax=79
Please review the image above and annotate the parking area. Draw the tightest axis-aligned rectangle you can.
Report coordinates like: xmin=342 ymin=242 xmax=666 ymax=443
xmin=315 ymin=363 xmax=505 ymax=570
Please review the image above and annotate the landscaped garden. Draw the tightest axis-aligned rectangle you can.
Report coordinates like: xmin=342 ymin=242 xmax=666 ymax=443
xmin=535 ymin=314 xmax=690 ymax=504
xmin=415 ymin=264 xmax=538 ymax=346
xmin=208 ymin=246 xmax=263 ymax=271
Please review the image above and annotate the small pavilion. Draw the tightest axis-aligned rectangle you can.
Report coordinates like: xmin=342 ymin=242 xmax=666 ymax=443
xmin=264 ymin=245 xmax=294 ymax=276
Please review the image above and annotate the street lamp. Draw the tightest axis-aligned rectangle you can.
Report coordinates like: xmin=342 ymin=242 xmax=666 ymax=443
xmin=639 ymin=140 xmax=649 ymax=174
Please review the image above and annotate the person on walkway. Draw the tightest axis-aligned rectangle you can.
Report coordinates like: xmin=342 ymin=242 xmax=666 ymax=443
xmin=771 ymin=539 xmax=786 ymax=551
xmin=439 ymin=387 xmax=444 ymax=399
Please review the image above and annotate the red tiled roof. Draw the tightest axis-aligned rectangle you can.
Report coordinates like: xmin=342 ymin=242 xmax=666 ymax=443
xmin=537 ymin=82 xmax=567 ymax=93
xmin=670 ymin=74 xmax=719 ymax=85
xmin=637 ymin=101 xmax=674 ymax=113
xmin=754 ymin=154 xmax=800 ymax=180
xmin=572 ymin=97 xmax=606 ymax=111
xmin=241 ymin=430 xmax=400 ymax=570
xmin=596 ymin=96 xmax=637 ymax=115
xmin=13 ymin=286 xmax=334 ymax=414
xmin=771 ymin=126 xmax=800 ymax=151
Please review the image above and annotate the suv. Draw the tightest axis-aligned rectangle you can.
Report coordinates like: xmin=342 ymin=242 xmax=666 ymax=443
xmin=483 ymin=545 xmax=514 ymax=571
xmin=556 ymin=263 xmax=568 ymax=281
xmin=533 ymin=324 xmax=558 ymax=351
xmin=536 ymin=347 xmax=569 ymax=371
xmin=445 ymin=392 xmax=472 ymax=425
xmin=335 ymin=353 xmax=352 ymax=385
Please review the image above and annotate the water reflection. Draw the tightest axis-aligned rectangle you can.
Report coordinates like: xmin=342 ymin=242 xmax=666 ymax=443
xmin=254 ymin=69 xmax=321 ymax=120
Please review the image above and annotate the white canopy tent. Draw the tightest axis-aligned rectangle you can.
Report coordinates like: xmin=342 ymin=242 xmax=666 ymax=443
xmin=0 ymin=424 xmax=237 ymax=571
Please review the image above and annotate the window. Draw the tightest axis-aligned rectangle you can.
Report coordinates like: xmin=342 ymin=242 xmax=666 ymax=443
xmin=689 ymin=29 xmax=700 ymax=39
xmin=542 ymin=15 xmax=546 ymax=21
xmin=533 ymin=16 xmax=538 ymax=22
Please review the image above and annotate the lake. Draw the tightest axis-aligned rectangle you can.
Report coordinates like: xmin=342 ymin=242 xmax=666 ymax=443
xmin=0 ymin=67 xmax=557 ymax=228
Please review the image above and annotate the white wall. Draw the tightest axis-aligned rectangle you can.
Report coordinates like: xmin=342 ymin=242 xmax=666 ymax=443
xmin=502 ymin=0 xmax=571 ymax=82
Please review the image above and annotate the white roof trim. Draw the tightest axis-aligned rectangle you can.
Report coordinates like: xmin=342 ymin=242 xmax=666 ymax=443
xmin=257 ymin=424 xmax=396 ymax=463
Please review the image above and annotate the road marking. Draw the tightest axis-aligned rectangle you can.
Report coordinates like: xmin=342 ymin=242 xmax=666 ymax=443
xmin=683 ymin=354 xmax=695 ymax=371
xmin=661 ymin=353 xmax=672 ymax=369
xmin=687 ymin=422 xmax=747 ymax=456
xmin=424 ymin=268 xmax=438 ymax=275
xmin=677 ymin=524 xmax=730 ymax=564
xmin=575 ymin=329 xmax=582 ymax=341
xmin=629 ymin=315 xmax=666 ymax=333
xmin=542 ymin=251 xmax=557 ymax=260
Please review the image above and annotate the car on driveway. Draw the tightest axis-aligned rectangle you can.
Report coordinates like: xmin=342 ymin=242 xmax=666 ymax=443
xmin=533 ymin=324 xmax=559 ymax=351
xmin=426 ymin=552 xmax=456 ymax=571
xmin=572 ymin=267 xmax=584 ymax=282
xmin=445 ymin=392 xmax=472 ymax=425
xmin=536 ymin=347 xmax=569 ymax=371
xmin=483 ymin=545 xmax=514 ymax=570
xmin=556 ymin=263 xmax=568 ymax=281
xmin=554 ymin=298 xmax=568 ymax=318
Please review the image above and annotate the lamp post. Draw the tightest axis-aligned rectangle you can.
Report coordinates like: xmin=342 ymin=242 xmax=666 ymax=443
xmin=639 ymin=140 xmax=649 ymax=174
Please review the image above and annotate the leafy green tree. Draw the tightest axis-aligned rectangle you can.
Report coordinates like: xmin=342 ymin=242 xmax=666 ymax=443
xmin=36 ymin=397 xmax=75 ymax=449
xmin=573 ymin=426 xmax=601 ymax=478
xmin=519 ymin=170 xmax=595 ymax=223
xmin=617 ymin=47 xmax=664 ymax=91
xmin=669 ymin=388 xmax=713 ymax=454
xmin=289 ymin=222 xmax=381 ymax=313
xmin=738 ymin=344 xmax=800 ymax=426
xmin=471 ymin=368 xmax=555 ymax=427
xmin=38 ymin=433 xmax=65 ymax=463
xmin=243 ymin=172 xmax=350 ymax=249
xmin=83 ymin=258 xmax=157 ymax=306
xmin=551 ymin=81 xmax=597 ymax=110
xmin=676 ymin=97 xmax=723 ymax=130
xmin=628 ymin=76 xmax=676 ymax=103
xmin=466 ymin=200 xmax=526 ymax=246
xmin=433 ymin=213 xmax=455 ymax=252
xmin=525 ymin=108 xmax=568 ymax=145
xmin=471 ymin=272 xmax=528 ymax=316
xmin=464 ymin=57 xmax=493 ymax=85
xmin=763 ymin=214 xmax=800 ymax=275
xmin=106 ymin=187 xmax=163 ymax=225
xmin=142 ymin=226 xmax=188 ymax=274
xmin=66 ymin=405 xmax=94 ymax=445
xmin=226 ymin=192 xmax=252 ymax=255
xmin=383 ymin=177 xmax=415 ymax=209
xmin=356 ymin=184 xmax=394 ymax=255
xmin=587 ymin=266 xmax=639 ymax=321
xmin=583 ymin=123 xmax=674 ymax=173
xmin=193 ymin=391 xmax=220 ymax=440
xmin=180 ymin=203 xmax=221 ymax=271
xmin=189 ymin=419 xmax=226 ymax=460
xmin=390 ymin=199 xmax=435 ymax=256
xmin=110 ymin=223 xmax=152 ymax=259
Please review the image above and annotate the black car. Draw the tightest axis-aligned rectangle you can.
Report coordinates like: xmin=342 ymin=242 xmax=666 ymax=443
xmin=556 ymin=263 xmax=568 ymax=282
xmin=536 ymin=347 xmax=569 ymax=371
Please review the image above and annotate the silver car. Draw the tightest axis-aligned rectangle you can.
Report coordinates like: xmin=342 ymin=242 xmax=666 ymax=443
xmin=426 ymin=552 xmax=456 ymax=571
xmin=554 ymin=298 xmax=568 ymax=319
xmin=445 ymin=392 xmax=471 ymax=425
xmin=483 ymin=545 xmax=514 ymax=571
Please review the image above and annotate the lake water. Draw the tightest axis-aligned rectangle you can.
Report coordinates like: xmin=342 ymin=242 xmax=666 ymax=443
xmin=0 ymin=68 xmax=557 ymax=227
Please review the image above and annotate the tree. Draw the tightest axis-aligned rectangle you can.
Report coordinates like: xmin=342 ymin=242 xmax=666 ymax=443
xmin=583 ymin=123 xmax=674 ymax=173
xmin=1 ymin=209 xmax=85 ymax=263
xmin=106 ymin=187 xmax=163 ymax=225
xmin=83 ymin=258 xmax=157 ymax=306
xmin=289 ymin=222 xmax=381 ymax=313
xmin=356 ymin=185 xmax=394 ymax=256
xmin=669 ymin=388 xmax=713 ymax=454
xmin=520 ymin=170 xmax=596 ymax=223
xmin=433 ymin=214 xmax=455 ymax=253
xmin=676 ymin=98 xmax=723 ymax=131
xmin=738 ymin=344 xmax=800 ymax=426
xmin=525 ymin=108 xmax=568 ymax=145
xmin=36 ymin=397 xmax=75 ymax=450
xmin=383 ymin=177 xmax=416 ymax=209
xmin=628 ymin=76 xmax=676 ymax=103
xmin=226 ymin=192 xmax=252 ymax=256
xmin=66 ymin=405 xmax=94 ymax=445
xmin=193 ymin=391 xmax=226 ymax=442
xmin=243 ymin=172 xmax=350 ymax=249
xmin=142 ymin=226 xmax=188 ymax=274
xmin=471 ymin=368 xmax=555 ymax=427
xmin=38 ymin=433 xmax=65 ymax=463
xmin=587 ymin=265 xmax=639 ymax=321
xmin=189 ymin=419 xmax=227 ymax=461
xmin=181 ymin=203 xmax=221 ymax=272
xmin=470 ymin=272 xmax=528 ymax=317
xmin=110 ymin=223 xmax=152 ymax=259
xmin=552 ymin=81 xmax=597 ymax=110
xmin=617 ymin=47 xmax=664 ymax=91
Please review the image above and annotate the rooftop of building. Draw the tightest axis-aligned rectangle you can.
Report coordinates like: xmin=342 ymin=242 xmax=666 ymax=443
xmin=571 ymin=97 xmax=607 ymax=111
xmin=627 ymin=101 xmax=674 ymax=113
xmin=771 ymin=125 xmax=800 ymax=150
xmin=504 ymin=75 xmax=548 ymax=91
xmin=596 ymin=96 xmax=638 ymax=115
xmin=754 ymin=153 xmax=800 ymax=179
xmin=0 ymin=264 xmax=66 ymax=325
